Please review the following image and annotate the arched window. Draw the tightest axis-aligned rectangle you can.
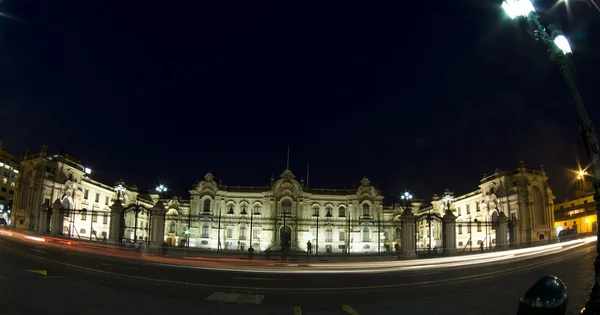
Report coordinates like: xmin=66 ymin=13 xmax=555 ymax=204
xmin=312 ymin=206 xmax=319 ymax=216
xmin=240 ymin=203 xmax=248 ymax=215
xmin=227 ymin=203 xmax=234 ymax=214
xmin=169 ymin=221 xmax=176 ymax=233
xmin=362 ymin=204 xmax=370 ymax=217
xmin=282 ymin=200 xmax=292 ymax=214
xmin=338 ymin=207 xmax=346 ymax=217
xmin=395 ymin=227 xmax=401 ymax=239
xmin=203 ymin=199 xmax=211 ymax=212
xmin=202 ymin=223 xmax=209 ymax=238
xmin=239 ymin=224 xmax=247 ymax=239
xmin=362 ymin=227 xmax=370 ymax=242
xmin=325 ymin=207 xmax=332 ymax=217
xmin=253 ymin=204 xmax=261 ymax=215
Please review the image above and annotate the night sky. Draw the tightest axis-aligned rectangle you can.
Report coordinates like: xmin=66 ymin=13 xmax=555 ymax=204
xmin=1 ymin=0 xmax=599 ymax=203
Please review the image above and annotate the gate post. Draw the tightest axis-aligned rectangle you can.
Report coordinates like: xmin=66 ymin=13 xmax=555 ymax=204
xmin=400 ymin=208 xmax=416 ymax=258
xmin=496 ymin=212 xmax=508 ymax=250
xmin=443 ymin=209 xmax=457 ymax=255
xmin=150 ymin=201 xmax=167 ymax=248
xmin=50 ymin=199 xmax=64 ymax=236
xmin=109 ymin=199 xmax=124 ymax=245
xmin=38 ymin=207 xmax=48 ymax=234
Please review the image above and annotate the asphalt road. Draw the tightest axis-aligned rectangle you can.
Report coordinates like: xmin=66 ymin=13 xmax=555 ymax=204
xmin=0 ymin=236 xmax=595 ymax=315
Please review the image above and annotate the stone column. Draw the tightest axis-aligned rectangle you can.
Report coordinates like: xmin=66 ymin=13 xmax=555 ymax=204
xmin=400 ymin=208 xmax=416 ymax=258
xmin=496 ymin=212 xmax=508 ymax=250
xmin=38 ymin=207 xmax=48 ymax=234
xmin=150 ymin=201 xmax=167 ymax=248
xmin=109 ymin=200 xmax=124 ymax=244
xmin=443 ymin=209 xmax=457 ymax=255
xmin=50 ymin=199 xmax=64 ymax=236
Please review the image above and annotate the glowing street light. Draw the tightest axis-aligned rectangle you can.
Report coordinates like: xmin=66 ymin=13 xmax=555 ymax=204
xmin=84 ymin=167 xmax=92 ymax=175
xmin=155 ymin=184 xmax=167 ymax=195
xmin=443 ymin=193 xmax=454 ymax=210
xmin=554 ymin=35 xmax=572 ymax=55
xmin=115 ymin=183 xmax=126 ymax=200
xmin=578 ymin=170 xmax=588 ymax=180
xmin=502 ymin=0 xmax=535 ymax=19
xmin=502 ymin=0 xmax=600 ymax=312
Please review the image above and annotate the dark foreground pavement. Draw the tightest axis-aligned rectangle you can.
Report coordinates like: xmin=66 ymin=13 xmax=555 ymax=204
xmin=0 ymin=236 xmax=595 ymax=315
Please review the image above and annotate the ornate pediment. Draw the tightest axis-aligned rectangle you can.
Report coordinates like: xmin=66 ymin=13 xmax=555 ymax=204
xmin=196 ymin=171 xmax=218 ymax=197
xmin=167 ymin=197 xmax=180 ymax=210
xmin=356 ymin=176 xmax=376 ymax=202
xmin=273 ymin=169 xmax=302 ymax=200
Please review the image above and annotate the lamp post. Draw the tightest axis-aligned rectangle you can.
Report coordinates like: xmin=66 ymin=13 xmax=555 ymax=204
xmin=400 ymin=192 xmax=413 ymax=252
xmin=502 ymin=1 xmax=600 ymax=312
xmin=442 ymin=193 xmax=453 ymax=252
xmin=114 ymin=181 xmax=126 ymax=242
xmin=155 ymin=185 xmax=167 ymax=245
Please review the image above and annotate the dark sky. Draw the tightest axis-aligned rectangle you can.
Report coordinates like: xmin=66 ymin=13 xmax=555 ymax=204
xmin=0 ymin=0 xmax=599 ymax=203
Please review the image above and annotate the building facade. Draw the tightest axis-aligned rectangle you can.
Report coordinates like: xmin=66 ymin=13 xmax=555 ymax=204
xmin=554 ymin=177 xmax=597 ymax=235
xmin=11 ymin=146 xmax=556 ymax=253
xmin=12 ymin=146 xmax=154 ymax=241
xmin=172 ymin=169 xmax=388 ymax=254
xmin=415 ymin=162 xmax=556 ymax=250
xmin=0 ymin=140 xmax=20 ymax=224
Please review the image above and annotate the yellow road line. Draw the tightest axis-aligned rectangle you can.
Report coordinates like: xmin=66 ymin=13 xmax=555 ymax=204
xmin=342 ymin=305 xmax=360 ymax=315
xmin=293 ymin=306 xmax=302 ymax=315
xmin=26 ymin=269 xmax=47 ymax=276
xmin=0 ymin=244 xmax=591 ymax=292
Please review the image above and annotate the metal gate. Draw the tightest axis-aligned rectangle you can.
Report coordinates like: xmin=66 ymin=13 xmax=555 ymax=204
xmin=415 ymin=211 xmax=443 ymax=255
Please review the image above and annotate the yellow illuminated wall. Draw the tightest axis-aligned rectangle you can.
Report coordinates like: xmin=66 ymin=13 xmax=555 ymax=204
xmin=554 ymin=214 xmax=597 ymax=234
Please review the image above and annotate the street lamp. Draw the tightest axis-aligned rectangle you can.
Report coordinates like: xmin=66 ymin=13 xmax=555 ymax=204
xmin=115 ymin=183 xmax=126 ymax=201
xmin=502 ymin=1 xmax=600 ymax=312
xmin=155 ymin=184 xmax=167 ymax=196
xmin=400 ymin=192 xmax=413 ymax=207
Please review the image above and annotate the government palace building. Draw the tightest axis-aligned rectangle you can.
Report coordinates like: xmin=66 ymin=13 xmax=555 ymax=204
xmin=11 ymin=145 xmax=555 ymax=254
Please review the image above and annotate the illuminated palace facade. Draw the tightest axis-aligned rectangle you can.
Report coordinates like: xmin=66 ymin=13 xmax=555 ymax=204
xmin=12 ymin=146 xmax=555 ymax=252
xmin=416 ymin=162 xmax=556 ymax=250
xmin=173 ymin=169 xmax=391 ymax=253
xmin=12 ymin=147 xmax=155 ymax=242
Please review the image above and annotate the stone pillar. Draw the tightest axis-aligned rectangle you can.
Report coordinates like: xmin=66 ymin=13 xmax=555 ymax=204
xmin=150 ymin=201 xmax=167 ymax=248
xmin=400 ymin=208 xmax=416 ymax=258
xmin=109 ymin=200 xmax=124 ymax=245
xmin=496 ymin=212 xmax=508 ymax=250
xmin=443 ymin=209 xmax=457 ymax=255
xmin=50 ymin=199 xmax=64 ymax=236
xmin=38 ymin=208 xmax=48 ymax=234
xmin=511 ymin=219 xmax=521 ymax=245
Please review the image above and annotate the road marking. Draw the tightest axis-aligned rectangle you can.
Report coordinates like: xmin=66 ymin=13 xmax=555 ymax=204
xmin=294 ymin=306 xmax=302 ymax=315
xmin=100 ymin=263 xmax=138 ymax=270
xmin=342 ymin=305 xmax=360 ymax=315
xmin=26 ymin=269 xmax=47 ymax=276
xmin=234 ymin=277 xmax=292 ymax=281
xmin=1 ymin=243 xmax=592 ymax=292
xmin=205 ymin=292 xmax=265 ymax=305
xmin=30 ymin=248 xmax=47 ymax=254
